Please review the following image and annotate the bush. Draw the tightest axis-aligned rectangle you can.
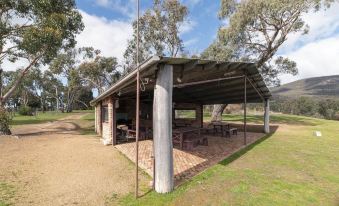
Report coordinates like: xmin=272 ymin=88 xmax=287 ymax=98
xmin=0 ymin=108 xmax=11 ymax=135
xmin=18 ymin=106 xmax=33 ymax=116
xmin=318 ymin=99 xmax=339 ymax=120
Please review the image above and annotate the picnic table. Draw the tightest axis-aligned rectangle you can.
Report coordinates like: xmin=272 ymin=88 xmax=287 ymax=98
xmin=173 ymin=122 xmax=191 ymax=128
xmin=211 ymin=122 xmax=230 ymax=136
xmin=117 ymin=125 xmax=148 ymax=141
xmin=173 ymin=127 xmax=203 ymax=149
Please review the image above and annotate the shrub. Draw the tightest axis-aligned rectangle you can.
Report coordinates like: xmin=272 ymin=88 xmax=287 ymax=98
xmin=318 ymin=99 xmax=339 ymax=120
xmin=0 ymin=108 xmax=11 ymax=135
xmin=18 ymin=106 xmax=33 ymax=116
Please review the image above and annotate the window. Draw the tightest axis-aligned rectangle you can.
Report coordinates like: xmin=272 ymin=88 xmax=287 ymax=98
xmin=102 ymin=106 xmax=109 ymax=122
xmin=174 ymin=109 xmax=196 ymax=120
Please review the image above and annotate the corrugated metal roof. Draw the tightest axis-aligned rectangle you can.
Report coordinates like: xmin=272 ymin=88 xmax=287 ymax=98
xmin=90 ymin=56 xmax=271 ymax=105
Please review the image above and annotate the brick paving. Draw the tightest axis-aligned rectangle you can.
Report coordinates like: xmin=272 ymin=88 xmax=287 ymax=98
xmin=115 ymin=132 xmax=264 ymax=185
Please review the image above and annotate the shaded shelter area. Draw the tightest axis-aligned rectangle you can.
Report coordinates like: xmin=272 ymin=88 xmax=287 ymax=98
xmin=90 ymin=56 xmax=271 ymax=193
xmin=115 ymin=131 xmax=265 ymax=185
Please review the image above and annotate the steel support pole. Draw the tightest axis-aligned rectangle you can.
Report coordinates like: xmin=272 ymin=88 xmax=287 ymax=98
xmin=264 ymin=99 xmax=270 ymax=134
xmin=244 ymin=75 xmax=247 ymax=145
xmin=135 ymin=0 xmax=140 ymax=199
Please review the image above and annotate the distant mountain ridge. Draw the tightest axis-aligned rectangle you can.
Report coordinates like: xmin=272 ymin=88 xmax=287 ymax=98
xmin=271 ymin=75 xmax=339 ymax=99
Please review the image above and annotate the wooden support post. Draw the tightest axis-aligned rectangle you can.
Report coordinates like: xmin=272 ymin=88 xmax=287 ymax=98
xmin=264 ymin=99 xmax=270 ymax=134
xmin=153 ymin=64 xmax=174 ymax=193
xmin=112 ymin=98 xmax=117 ymax=145
xmin=98 ymin=103 xmax=102 ymax=136
xmin=244 ymin=75 xmax=247 ymax=145
xmin=94 ymin=106 xmax=97 ymax=133
xmin=200 ymin=104 xmax=204 ymax=128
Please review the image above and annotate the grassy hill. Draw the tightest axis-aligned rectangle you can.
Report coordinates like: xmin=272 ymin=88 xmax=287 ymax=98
xmin=271 ymin=75 xmax=339 ymax=99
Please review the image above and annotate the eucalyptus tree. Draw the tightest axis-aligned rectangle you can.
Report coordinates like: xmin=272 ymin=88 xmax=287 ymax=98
xmin=49 ymin=48 xmax=84 ymax=113
xmin=78 ymin=49 xmax=121 ymax=95
xmin=1 ymin=68 xmax=40 ymax=108
xmin=37 ymin=70 xmax=64 ymax=112
xmin=0 ymin=0 xmax=84 ymax=107
xmin=203 ymin=0 xmax=337 ymax=121
xmin=124 ymin=0 xmax=188 ymax=70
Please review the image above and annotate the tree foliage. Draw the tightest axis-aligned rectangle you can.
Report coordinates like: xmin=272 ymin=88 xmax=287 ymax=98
xmin=0 ymin=107 xmax=11 ymax=135
xmin=124 ymin=0 xmax=188 ymax=70
xmin=271 ymin=96 xmax=339 ymax=120
xmin=318 ymin=99 xmax=339 ymax=120
xmin=203 ymin=0 xmax=337 ymax=120
xmin=1 ymin=68 xmax=63 ymax=111
xmin=0 ymin=0 xmax=84 ymax=105
xmin=78 ymin=50 xmax=120 ymax=94
xmin=49 ymin=48 xmax=86 ymax=112
xmin=203 ymin=0 xmax=336 ymax=86
xmin=50 ymin=47 xmax=121 ymax=112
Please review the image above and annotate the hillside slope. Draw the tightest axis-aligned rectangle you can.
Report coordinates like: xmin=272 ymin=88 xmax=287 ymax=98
xmin=271 ymin=75 xmax=339 ymax=99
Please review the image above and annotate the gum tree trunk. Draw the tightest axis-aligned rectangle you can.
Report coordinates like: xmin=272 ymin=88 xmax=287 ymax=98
xmin=211 ymin=104 xmax=227 ymax=122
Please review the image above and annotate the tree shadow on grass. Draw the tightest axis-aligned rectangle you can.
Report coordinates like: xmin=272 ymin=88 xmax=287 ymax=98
xmin=220 ymin=114 xmax=320 ymax=126
xmin=218 ymin=125 xmax=278 ymax=166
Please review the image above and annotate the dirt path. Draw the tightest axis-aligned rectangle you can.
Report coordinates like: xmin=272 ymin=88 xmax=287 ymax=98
xmin=0 ymin=113 xmax=149 ymax=206
xmin=11 ymin=113 xmax=87 ymax=137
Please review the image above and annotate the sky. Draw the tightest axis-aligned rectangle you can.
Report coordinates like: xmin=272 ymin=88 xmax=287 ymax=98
xmin=75 ymin=0 xmax=221 ymax=61
xmin=75 ymin=0 xmax=339 ymax=85
xmin=3 ymin=0 xmax=339 ymax=86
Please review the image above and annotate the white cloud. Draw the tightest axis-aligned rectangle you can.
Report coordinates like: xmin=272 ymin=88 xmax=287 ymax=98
xmin=183 ymin=0 xmax=202 ymax=7
xmin=76 ymin=10 xmax=133 ymax=63
xmin=280 ymin=35 xmax=339 ymax=84
xmin=184 ymin=37 xmax=199 ymax=47
xmin=179 ymin=19 xmax=197 ymax=34
xmin=96 ymin=0 xmax=110 ymax=7
xmin=278 ymin=2 xmax=339 ymax=84
xmin=279 ymin=3 xmax=339 ymax=53
xmin=94 ymin=0 xmax=135 ymax=19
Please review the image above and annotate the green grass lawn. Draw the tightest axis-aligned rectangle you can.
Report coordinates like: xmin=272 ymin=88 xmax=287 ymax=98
xmin=78 ymin=112 xmax=96 ymax=135
xmin=114 ymin=114 xmax=339 ymax=206
xmin=9 ymin=110 xmax=94 ymax=126
xmin=10 ymin=111 xmax=70 ymax=126
xmin=0 ymin=182 xmax=16 ymax=206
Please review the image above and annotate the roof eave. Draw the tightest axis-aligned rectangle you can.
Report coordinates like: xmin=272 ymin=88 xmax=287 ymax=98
xmin=90 ymin=55 xmax=161 ymax=106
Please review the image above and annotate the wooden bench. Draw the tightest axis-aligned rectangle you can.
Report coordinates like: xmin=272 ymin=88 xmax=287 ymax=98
xmin=200 ymin=127 xmax=214 ymax=135
xmin=222 ymin=128 xmax=238 ymax=137
xmin=183 ymin=135 xmax=208 ymax=150
xmin=126 ymin=129 xmax=147 ymax=141
xmin=173 ymin=122 xmax=191 ymax=128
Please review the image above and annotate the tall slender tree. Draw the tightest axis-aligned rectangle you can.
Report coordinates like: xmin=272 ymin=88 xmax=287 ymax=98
xmin=49 ymin=48 xmax=84 ymax=113
xmin=123 ymin=0 xmax=188 ymax=70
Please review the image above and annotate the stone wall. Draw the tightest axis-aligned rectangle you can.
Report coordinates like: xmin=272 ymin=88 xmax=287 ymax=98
xmin=94 ymin=96 xmax=115 ymax=145
xmin=100 ymin=96 xmax=113 ymax=145
xmin=101 ymin=122 xmax=112 ymax=145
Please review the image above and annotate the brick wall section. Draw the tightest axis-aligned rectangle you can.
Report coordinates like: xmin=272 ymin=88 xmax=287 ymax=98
xmin=100 ymin=96 xmax=113 ymax=145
